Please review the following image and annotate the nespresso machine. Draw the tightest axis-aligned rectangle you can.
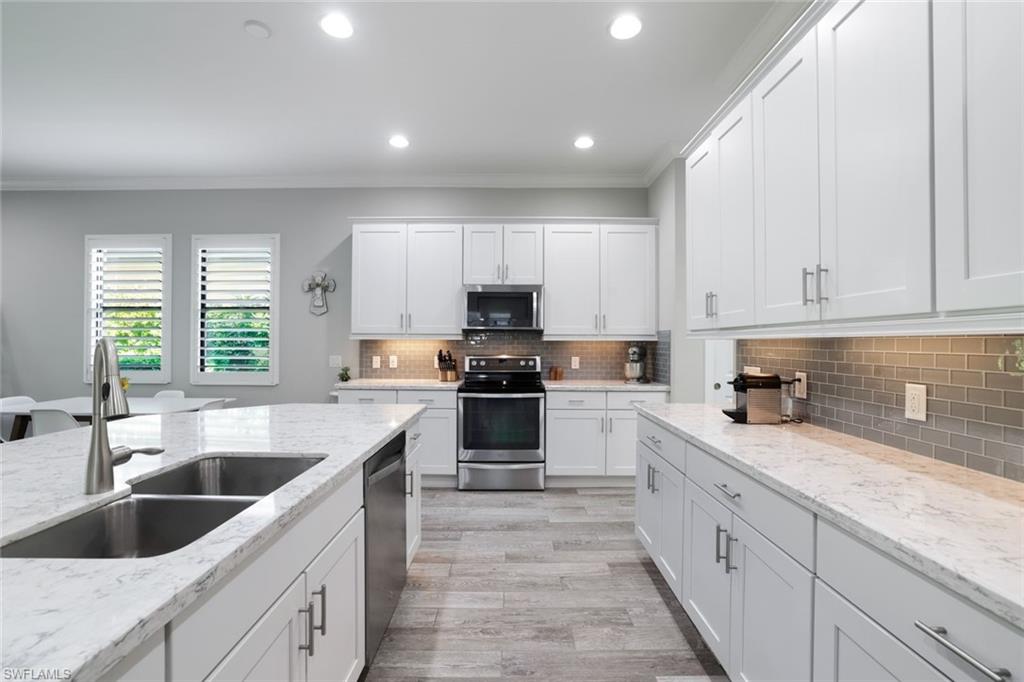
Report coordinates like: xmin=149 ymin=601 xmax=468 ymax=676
xmin=723 ymin=372 xmax=797 ymax=424
xmin=624 ymin=345 xmax=648 ymax=383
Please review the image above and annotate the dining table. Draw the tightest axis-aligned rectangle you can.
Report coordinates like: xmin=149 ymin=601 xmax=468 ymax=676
xmin=0 ymin=396 xmax=237 ymax=440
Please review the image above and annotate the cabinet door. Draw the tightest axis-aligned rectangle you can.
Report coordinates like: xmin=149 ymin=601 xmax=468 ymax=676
xmin=712 ymin=96 xmax=756 ymax=328
xmin=306 ymin=509 xmax=366 ymax=682
xmin=503 ymin=224 xmax=544 ymax=284
xmin=606 ymin=409 xmax=638 ymax=476
xmin=405 ymin=444 xmax=422 ymax=568
xmin=351 ymin=224 xmax=407 ymax=336
xmin=813 ymin=580 xmax=948 ymax=682
xmin=546 ymin=409 xmax=606 ymax=475
xmin=406 ymin=224 xmax=462 ymax=336
xmin=752 ymin=31 xmax=822 ymax=325
xmin=686 ymin=140 xmax=719 ymax=331
xmin=935 ymin=0 xmax=1024 ymax=312
xmin=416 ymin=409 xmax=456 ymax=476
xmin=652 ymin=454 xmax=684 ymax=602
xmin=206 ymin=574 xmax=308 ymax=682
xmin=600 ymin=225 xmax=657 ymax=336
xmin=543 ymin=225 xmax=601 ymax=336
xmin=817 ymin=0 xmax=932 ymax=320
xmin=463 ymin=224 xmax=503 ymax=285
xmin=728 ymin=516 xmax=813 ymax=682
xmin=635 ymin=444 xmax=659 ymax=555
xmin=683 ymin=478 xmax=733 ymax=666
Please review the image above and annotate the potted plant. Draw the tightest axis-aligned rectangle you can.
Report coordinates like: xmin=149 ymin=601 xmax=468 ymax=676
xmin=338 ymin=366 xmax=351 ymax=382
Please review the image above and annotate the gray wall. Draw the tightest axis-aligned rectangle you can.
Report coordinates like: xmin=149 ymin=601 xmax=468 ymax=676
xmin=0 ymin=187 xmax=648 ymax=406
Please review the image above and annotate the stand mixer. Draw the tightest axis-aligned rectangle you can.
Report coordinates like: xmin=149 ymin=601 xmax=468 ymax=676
xmin=624 ymin=345 xmax=649 ymax=383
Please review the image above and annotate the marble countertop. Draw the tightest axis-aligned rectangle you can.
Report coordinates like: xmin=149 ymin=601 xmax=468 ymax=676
xmin=635 ymin=403 xmax=1024 ymax=629
xmin=332 ymin=378 xmax=669 ymax=392
xmin=0 ymin=403 xmax=424 ymax=681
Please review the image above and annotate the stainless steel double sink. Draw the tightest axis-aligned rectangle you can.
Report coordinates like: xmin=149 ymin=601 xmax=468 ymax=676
xmin=2 ymin=456 xmax=324 ymax=559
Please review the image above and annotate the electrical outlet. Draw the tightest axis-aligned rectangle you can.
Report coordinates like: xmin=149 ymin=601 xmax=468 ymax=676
xmin=743 ymin=365 xmax=762 ymax=374
xmin=389 ymin=355 xmax=399 ymax=369
xmin=571 ymin=356 xmax=580 ymax=369
xmin=793 ymin=371 xmax=808 ymax=399
xmin=433 ymin=355 xmax=439 ymax=369
xmin=328 ymin=355 xmax=343 ymax=368
xmin=372 ymin=355 xmax=381 ymax=369
xmin=905 ymin=383 xmax=927 ymax=421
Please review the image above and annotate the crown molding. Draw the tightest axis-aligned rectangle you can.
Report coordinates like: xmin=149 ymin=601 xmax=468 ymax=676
xmin=0 ymin=170 xmax=651 ymax=192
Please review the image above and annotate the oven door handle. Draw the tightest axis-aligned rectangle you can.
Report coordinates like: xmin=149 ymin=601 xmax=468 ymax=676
xmin=458 ymin=393 xmax=546 ymax=400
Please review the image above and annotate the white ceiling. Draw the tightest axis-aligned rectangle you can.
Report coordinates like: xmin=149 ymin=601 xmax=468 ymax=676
xmin=1 ymin=1 xmax=807 ymax=189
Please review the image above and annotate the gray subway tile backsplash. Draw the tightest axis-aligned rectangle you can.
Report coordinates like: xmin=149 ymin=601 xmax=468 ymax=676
xmin=737 ymin=335 xmax=1024 ymax=481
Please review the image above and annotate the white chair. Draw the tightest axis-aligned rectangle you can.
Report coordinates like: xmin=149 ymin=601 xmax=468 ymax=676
xmin=29 ymin=408 xmax=81 ymax=436
xmin=154 ymin=389 xmax=185 ymax=399
xmin=2 ymin=396 xmax=36 ymax=440
xmin=200 ymin=399 xmax=226 ymax=411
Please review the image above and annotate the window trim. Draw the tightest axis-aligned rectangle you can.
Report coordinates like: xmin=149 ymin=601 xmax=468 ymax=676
xmin=190 ymin=234 xmax=280 ymax=386
xmin=83 ymin=234 xmax=173 ymax=385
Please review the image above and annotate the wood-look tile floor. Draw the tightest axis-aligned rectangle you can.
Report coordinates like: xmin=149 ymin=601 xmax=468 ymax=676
xmin=365 ymin=487 xmax=726 ymax=681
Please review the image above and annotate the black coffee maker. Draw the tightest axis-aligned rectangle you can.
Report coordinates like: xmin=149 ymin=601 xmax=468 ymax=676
xmin=723 ymin=372 xmax=793 ymax=424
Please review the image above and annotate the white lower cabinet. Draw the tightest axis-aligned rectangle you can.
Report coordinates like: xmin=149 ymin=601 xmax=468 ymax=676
xmin=605 ymin=410 xmax=638 ymax=475
xmin=634 ymin=443 xmax=684 ymax=600
xmin=414 ymin=408 xmax=456 ymax=476
xmin=813 ymin=580 xmax=947 ymax=682
xmin=728 ymin=516 xmax=813 ymax=681
xmin=634 ymin=445 xmax=659 ymax=554
xmin=546 ymin=409 xmax=606 ymax=476
xmin=405 ymin=436 xmax=422 ymax=566
xmin=207 ymin=574 xmax=309 ymax=682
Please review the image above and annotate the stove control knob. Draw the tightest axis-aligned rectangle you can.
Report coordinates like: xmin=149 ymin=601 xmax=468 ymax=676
xmin=528 ymin=360 xmax=535 ymax=366
xmin=479 ymin=360 xmax=486 ymax=366
xmin=520 ymin=360 xmax=526 ymax=366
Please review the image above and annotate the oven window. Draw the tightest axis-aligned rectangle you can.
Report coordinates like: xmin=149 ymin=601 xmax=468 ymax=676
xmin=466 ymin=292 xmax=535 ymax=328
xmin=462 ymin=397 xmax=542 ymax=451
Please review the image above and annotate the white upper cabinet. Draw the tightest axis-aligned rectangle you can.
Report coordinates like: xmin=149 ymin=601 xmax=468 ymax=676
xmin=544 ymin=224 xmax=602 ymax=336
xmin=934 ymin=0 xmax=1024 ymax=312
xmin=351 ymin=224 xmax=407 ymax=337
xmin=463 ymin=224 xmax=503 ymax=284
xmin=817 ymin=0 xmax=933 ymax=320
xmin=686 ymin=140 xmax=720 ymax=331
xmin=503 ymin=224 xmax=544 ymax=284
xmin=711 ymin=96 xmax=756 ymax=328
xmin=406 ymin=224 xmax=462 ymax=335
xmin=463 ymin=224 xmax=543 ymax=285
xmin=600 ymin=224 xmax=657 ymax=336
xmin=752 ymin=31 xmax=822 ymax=325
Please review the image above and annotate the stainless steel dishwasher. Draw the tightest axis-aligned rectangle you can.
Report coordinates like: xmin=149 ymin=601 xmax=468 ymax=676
xmin=363 ymin=432 xmax=407 ymax=668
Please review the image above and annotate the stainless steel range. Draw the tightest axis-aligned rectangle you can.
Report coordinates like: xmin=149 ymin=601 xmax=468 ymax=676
xmin=457 ymin=355 xmax=545 ymax=490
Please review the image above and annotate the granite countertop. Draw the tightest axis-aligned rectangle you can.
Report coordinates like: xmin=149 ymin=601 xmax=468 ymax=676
xmin=635 ymin=403 xmax=1024 ymax=629
xmin=332 ymin=378 xmax=669 ymax=392
xmin=0 ymin=403 xmax=424 ymax=681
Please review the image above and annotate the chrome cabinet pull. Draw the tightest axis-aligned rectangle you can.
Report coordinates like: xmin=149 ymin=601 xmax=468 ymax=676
xmin=608 ymin=417 xmax=613 ymax=433
xmin=400 ymin=313 xmax=405 ymax=330
xmin=646 ymin=434 xmax=662 ymax=448
xmin=725 ymin=535 xmax=738 ymax=573
xmin=594 ymin=313 xmax=599 ymax=330
xmin=711 ymin=292 xmax=718 ymax=318
xmin=497 ymin=263 xmax=502 ymax=281
xmin=802 ymin=267 xmax=814 ymax=305
xmin=705 ymin=291 xmax=711 ymax=318
xmin=312 ymin=585 xmax=327 ymax=636
xmin=816 ymin=264 xmax=829 ymax=303
xmin=406 ymin=471 xmax=414 ymax=497
xmin=417 ymin=398 xmax=434 ymax=404
xmin=602 ymin=313 xmax=607 ymax=330
xmin=646 ymin=463 xmax=652 ymax=491
xmin=715 ymin=524 xmax=728 ymax=563
xmin=358 ymin=398 xmax=374 ymax=403
xmin=600 ymin=417 xmax=605 ymax=433
xmin=407 ymin=312 xmax=412 ymax=329
xmin=914 ymin=622 xmax=1010 ymax=681
xmin=505 ymin=263 xmax=509 ymax=281
xmin=299 ymin=601 xmax=315 ymax=656
xmin=409 ymin=432 xmax=422 ymax=440
xmin=650 ymin=468 xmax=658 ymax=493
xmin=568 ymin=399 xmax=585 ymax=404
xmin=715 ymin=482 xmax=741 ymax=500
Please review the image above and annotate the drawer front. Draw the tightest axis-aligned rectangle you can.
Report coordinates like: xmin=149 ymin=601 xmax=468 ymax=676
xmin=607 ymin=391 xmax=668 ymax=410
xmin=336 ymin=390 xmax=398 ymax=405
xmin=637 ymin=417 xmax=684 ymax=473
xmin=397 ymin=390 xmax=457 ymax=410
xmin=818 ymin=520 xmax=1023 ymax=682
xmin=686 ymin=442 xmax=814 ymax=568
xmin=546 ymin=391 xmax=607 ymax=410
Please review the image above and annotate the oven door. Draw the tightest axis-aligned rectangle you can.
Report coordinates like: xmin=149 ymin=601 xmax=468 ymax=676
xmin=457 ymin=393 xmax=545 ymax=463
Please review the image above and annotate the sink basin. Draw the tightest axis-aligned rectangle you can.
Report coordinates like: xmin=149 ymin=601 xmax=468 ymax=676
xmin=1 ymin=494 xmax=258 ymax=559
xmin=131 ymin=456 xmax=324 ymax=496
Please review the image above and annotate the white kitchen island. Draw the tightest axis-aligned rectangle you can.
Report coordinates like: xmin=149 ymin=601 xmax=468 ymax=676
xmin=0 ymin=403 xmax=424 ymax=682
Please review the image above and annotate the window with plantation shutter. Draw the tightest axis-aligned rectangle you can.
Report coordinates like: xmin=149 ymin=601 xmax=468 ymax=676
xmin=191 ymin=234 xmax=280 ymax=386
xmin=84 ymin=235 xmax=172 ymax=384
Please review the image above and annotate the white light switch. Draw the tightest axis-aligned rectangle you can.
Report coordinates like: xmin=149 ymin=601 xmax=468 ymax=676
xmin=571 ymin=356 xmax=580 ymax=369
xmin=389 ymin=355 xmax=399 ymax=369
xmin=743 ymin=365 xmax=762 ymax=374
xmin=329 ymin=355 xmax=343 ymax=368
xmin=372 ymin=356 xmax=381 ymax=369
xmin=793 ymin=371 xmax=808 ymax=399
xmin=905 ymin=383 xmax=927 ymax=421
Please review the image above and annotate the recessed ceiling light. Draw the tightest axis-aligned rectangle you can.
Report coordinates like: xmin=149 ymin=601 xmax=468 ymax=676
xmin=574 ymin=135 xmax=595 ymax=150
xmin=243 ymin=20 xmax=272 ymax=39
xmin=320 ymin=12 xmax=354 ymax=39
xmin=609 ymin=13 xmax=642 ymax=40
xmin=389 ymin=134 xmax=410 ymax=149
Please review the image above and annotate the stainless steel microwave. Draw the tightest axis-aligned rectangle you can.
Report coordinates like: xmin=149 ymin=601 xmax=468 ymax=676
xmin=463 ymin=285 xmax=543 ymax=332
